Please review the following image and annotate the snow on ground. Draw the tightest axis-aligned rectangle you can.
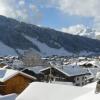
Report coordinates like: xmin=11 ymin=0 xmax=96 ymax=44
xmin=73 ymin=82 xmax=100 ymax=100
xmin=52 ymin=81 xmax=73 ymax=86
xmin=0 ymin=93 xmax=17 ymax=100
xmin=83 ymin=82 xmax=97 ymax=89
xmin=16 ymin=82 xmax=92 ymax=100
xmin=24 ymin=35 xmax=73 ymax=56
xmin=0 ymin=41 xmax=17 ymax=56
xmin=73 ymin=90 xmax=100 ymax=100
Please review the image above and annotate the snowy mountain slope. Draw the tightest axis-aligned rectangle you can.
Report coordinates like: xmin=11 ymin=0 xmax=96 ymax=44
xmin=24 ymin=35 xmax=72 ymax=56
xmin=0 ymin=41 xmax=17 ymax=56
xmin=0 ymin=16 xmax=100 ymax=56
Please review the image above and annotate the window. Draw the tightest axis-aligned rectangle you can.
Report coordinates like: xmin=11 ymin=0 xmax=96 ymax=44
xmin=76 ymin=83 xmax=80 ymax=86
xmin=77 ymin=77 xmax=79 ymax=80
xmin=82 ymin=77 xmax=84 ymax=80
xmin=82 ymin=82 xmax=84 ymax=86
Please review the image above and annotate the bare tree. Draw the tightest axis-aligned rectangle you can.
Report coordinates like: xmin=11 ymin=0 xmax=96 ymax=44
xmin=22 ymin=49 xmax=42 ymax=67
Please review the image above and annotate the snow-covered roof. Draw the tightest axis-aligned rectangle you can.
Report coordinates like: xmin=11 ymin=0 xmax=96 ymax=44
xmin=78 ymin=61 xmax=89 ymax=65
xmin=78 ymin=60 xmax=100 ymax=68
xmin=60 ymin=65 xmax=90 ymax=76
xmin=96 ymin=72 xmax=100 ymax=80
xmin=41 ymin=65 xmax=90 ymax=77
xmin=16 ymin=82 xmax=92 ymax=100
xmin=0 ymin=93 xmax=17 ymax=100
xmin=0 ymin=68 xmax=36 ymax=82
xmin=27 ymin=66 xmax=44 ymax=74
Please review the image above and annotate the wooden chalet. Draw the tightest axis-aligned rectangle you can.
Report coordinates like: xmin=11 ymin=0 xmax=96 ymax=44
xmin=22 ymin=66 xmax=44 ymax=81
xmin=0 ymin=69 xmax=36 ymax=95
xmin=40 ymin=65 xmax=91 ymax=86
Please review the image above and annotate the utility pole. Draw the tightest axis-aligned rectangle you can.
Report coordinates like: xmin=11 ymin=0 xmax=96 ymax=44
xmin=49 ymin=65 xmax=52 ymax=83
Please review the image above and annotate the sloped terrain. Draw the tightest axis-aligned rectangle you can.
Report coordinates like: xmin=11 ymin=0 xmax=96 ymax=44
xmin=0 ymin=15 xmax=100 ymax=56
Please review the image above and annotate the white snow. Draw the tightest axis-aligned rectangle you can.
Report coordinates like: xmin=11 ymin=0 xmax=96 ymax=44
xmin=78 ymin=59 xmax=100 ymax=68
xmin=0 ymin=41 xmax=17 ymax=56
xmin=83 ymin=82 xmax=97 ymax=89
xmin=52 ymin=81 xmax=73 ymax=86
xmin=16 ymin=82 xmax=92 ymax=100
xmin=0 ymin=69 xmax=18 ymax=82
xmin=12 ymin=59 xmax=24 ymax=69
xmin=73 ymin=89 xmax=100 ymax=100
xmin=73 ymin=82 xmax=100 ymax=100
xmin=0 ymin=93 xmax=17 ymax=100
xmin=24 ymin=35 xmax=72 ymax=56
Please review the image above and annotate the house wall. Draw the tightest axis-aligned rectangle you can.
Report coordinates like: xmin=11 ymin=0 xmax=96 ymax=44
xmin=42 ymin=68 xmax=76 ymax=82
xmin=42 ymin=68 xmax=69 ymax=82
xmin=74 ymin=75 xmax=87 ymax=86
xmin=0 ymin=74 xmax=34 ymax=95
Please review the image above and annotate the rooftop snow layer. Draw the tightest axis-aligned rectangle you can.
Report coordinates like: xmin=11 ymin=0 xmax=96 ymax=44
xmin=41 ymin=65 xmax=90 ymax=76
xmin=28 ymin=66 xmax=44 ymax=74
xmin=58 ymin=65 xmax=90 ymax=76
xmin=0 ymin=69 xmax=36 ymax=82
xmin=16 ymin=82 xmax=92 ymax=100
xmin=0 ymin=69 xmax=18 ymax=82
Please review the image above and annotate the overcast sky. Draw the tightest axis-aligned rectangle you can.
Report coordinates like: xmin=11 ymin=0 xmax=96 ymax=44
xmin=0 ymin=0 xmax=100 ymax=31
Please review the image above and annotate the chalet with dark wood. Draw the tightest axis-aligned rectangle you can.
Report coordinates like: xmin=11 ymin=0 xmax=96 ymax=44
xmin=0 ymin=69 xmax=36 ymax=95
xmin=40 ymin=65 xmax=90 ymax=86
xmin=22 ymin=66 xmax=44 ymax=81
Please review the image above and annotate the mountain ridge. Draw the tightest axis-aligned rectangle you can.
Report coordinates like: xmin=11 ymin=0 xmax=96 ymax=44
xmin=0 ymin=16 xmax=100 ymax=56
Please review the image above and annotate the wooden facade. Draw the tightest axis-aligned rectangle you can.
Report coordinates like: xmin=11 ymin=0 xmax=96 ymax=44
xmin=42 ymin=67 xmax=75 ymax=82
xmin=0 ymin=73 xmax=35 ymax=95
xmin=22 ymin=69 xmax=44 ymax=81
xmin=41 ymin=67 xmax=88 ymax=86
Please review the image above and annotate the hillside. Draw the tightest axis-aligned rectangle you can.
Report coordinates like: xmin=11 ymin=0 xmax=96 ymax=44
xmin=0 ymin=16 xmax=100 ymax=56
